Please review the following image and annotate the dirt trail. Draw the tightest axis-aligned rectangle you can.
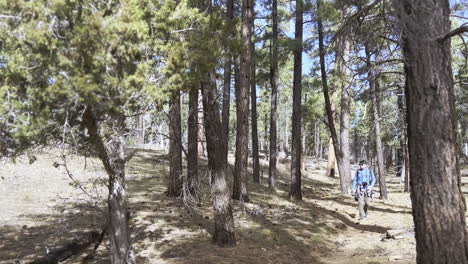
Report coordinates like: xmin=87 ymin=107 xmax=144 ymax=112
xmin=0 ymin=148 xmax=433 ymax=263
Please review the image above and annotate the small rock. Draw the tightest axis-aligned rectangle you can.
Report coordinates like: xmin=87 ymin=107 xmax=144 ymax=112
xmin=204 ymin=216 xmax=209 ymax=220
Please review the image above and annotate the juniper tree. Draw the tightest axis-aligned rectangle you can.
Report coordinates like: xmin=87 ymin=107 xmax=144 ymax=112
xmin=0 ymin=0 xmax=151 ymax=262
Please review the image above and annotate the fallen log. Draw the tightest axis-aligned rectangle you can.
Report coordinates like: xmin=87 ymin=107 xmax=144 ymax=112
xmin=383 ymin=228 xmax=414 ymax=240
xmin=30 ymin=230 xmax=101 ymax=264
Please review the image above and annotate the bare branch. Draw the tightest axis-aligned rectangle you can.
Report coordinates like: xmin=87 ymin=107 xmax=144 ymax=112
xmin=0 ymin=14 xmax=21 ymax=20
xmin=438 ymin=25 xmax=468 ymax=42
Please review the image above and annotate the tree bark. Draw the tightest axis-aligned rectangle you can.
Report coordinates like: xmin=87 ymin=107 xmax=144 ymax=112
xmin=365 ymin=46 xmax=387 ymax=199
xmin=136 ymin=114 xmax=145 ymax=145
xmin=187 ymin=88 xmax=199 ymax=193
xmin=337 ymin=31 xmax=352 ymax=194
xmin=269 ymin=0 xmax=279 ymax=190
xmin=221 ymin=0 xmax=234 ymax=165
xmin=393 ymin=0 xmax=468 ymax=263
xmin=82 ymin=108 xmax=135 ymax=264
xmin=289 ymin=0 xmax=303 ymax=200
xmin=264 ymin=112 xmax=269 ymax=161
xmin=314 ymin=122 xmax=320 ymax=161
xmin=250 ymin=19 xmax=260 ymax=184
xmin=167 ymin=93 xmax=183 ymax=197
xmin=201 ymin=72 xmax=236 ymax=247
xmin=326 ymin=137 xmax=336 ymax=177
xmin=396 ymin=87 xmax=405 ymax=178
xmin=233 ymin=0 xmax=253 ymax=202
xmin=198 ymin=91 xmax=207 ymax=157
xmin=317 ymin=0 xmax=345 ymax=186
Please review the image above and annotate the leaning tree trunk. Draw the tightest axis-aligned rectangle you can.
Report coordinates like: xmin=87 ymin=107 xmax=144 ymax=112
xmin=289 ymin=0 xmax=303 ymax=201
xmin=250 ymin=19 xmax=260 ymax=184
xmin=187 ymin=87 xmax=199 ymax=194
xmin=269 ymin=0 xmax=279 ymax=190
xmin=233 ymin=0 xmax=253 ymax=202
xmin=365 ymin=46 xmax=387 ymax=199
xmin=393 ymin=0 xmax=468 ymax=263
xmin=317 ymin=0 xmax=345 ymax=185
xmin=82 ymin=108 xmax=135 ymax=264
xmin=201 ymin=72 xmax=236 ymax=246
xmin=167 ymin=93 xmax=183 ymax=197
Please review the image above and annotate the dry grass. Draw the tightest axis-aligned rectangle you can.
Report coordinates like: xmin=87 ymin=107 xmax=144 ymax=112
xmin=1 ymin=148 xmax=467 ymax=264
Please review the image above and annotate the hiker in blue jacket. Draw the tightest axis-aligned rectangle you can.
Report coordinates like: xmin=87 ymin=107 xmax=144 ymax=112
xmin=351 ymin=160 xmax=376 ymax=220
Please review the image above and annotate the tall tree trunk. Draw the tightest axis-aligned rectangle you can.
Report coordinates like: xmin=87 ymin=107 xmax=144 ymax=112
xmin=233 ymin=0 xmax=253 ymax=202
xmin=393 ymin=0 xmax=468 ymax=262
xmin=221 ymin=0 xmax=234 ymax=165
xmin=264 ymin=112 xmax=269 ymax=161
xmin=396 ymin=87 xmax=405 ymax=178
xmin=365 ymin=46 xmax=387 ymax=199
xmin=326 ymin=137 xmax=336 ymax=177
xmin=283 ymin=100 xmax=289 ymax=154
xmin=82 ymin=108 xmax=135 ymax=264
xmin=337 ymin=33 xmax=351 ymax=193
xmin=136 ymin=114 xmax=145 ymax=145
xmin=198 ymin=91 xmax=207 ymax=157
xmin=317 ymin=0 xmax=345 ymax=185
xmin=269 ymin=0 xmax=279 ymax=190
xmin=201 ymin=73 xmax=236 ymax=246
xmin=167 ymin=93 xmax=183 ymax=197
xmin=251 ymin=19 xmax=260 ymax=183
xmin=187 ymin=88 xmax=199 ymax=194
xmin=403 ymin=137 xmax=410 ymax=192
xmin=289 ymin=0 xmax=303 ymax=200
xmin=314 ymin=122 xmax=319 ymax=160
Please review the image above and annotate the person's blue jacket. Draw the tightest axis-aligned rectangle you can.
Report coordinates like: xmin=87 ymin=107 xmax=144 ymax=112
xmin=352 ymin=167 xmax=376 ymax=192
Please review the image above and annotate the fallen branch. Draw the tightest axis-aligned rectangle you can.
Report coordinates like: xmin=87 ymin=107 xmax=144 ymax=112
xmin=382 ymin=228 xmax=414 ymax=241
xmin=30 ymin=229 xmax=103 ymax=264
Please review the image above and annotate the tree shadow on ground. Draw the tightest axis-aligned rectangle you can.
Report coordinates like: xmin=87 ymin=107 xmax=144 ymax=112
xmin=318 ymin=197 xmax=412 ymax=215
xmin=0 ymin=149 xmax=402 ymax=264
xmin=0 ymin=205 xmax=108 ymax=263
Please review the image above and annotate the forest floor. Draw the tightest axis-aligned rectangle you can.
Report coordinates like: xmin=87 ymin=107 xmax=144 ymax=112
xmin=1 ymin=148 xmax=467 ymax=264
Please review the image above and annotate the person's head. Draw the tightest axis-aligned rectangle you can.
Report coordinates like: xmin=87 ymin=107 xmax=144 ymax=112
xmin=359 ymin=160 xmax=367 ymax=170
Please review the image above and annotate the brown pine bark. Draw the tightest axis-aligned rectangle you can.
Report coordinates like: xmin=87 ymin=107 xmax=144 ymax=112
xmin=201 ymin=72 xmax=236 ymax=246
xmin=269 ymin=0 xmax=278 ymax=190
xmin=233 ymin=0 xmax=253 ymax=202
xmin=393 ymin=0 xmax=468 ymax=262
xmin=251 ymin=20 xmax=260 ymax=184
xmin=187 ymin=88 xmax=199 ymax=193
xmin=289 ymin=0 xmax=303 ymax=200
xmin=82 ymin=108 xmax=135 ymax=264
xmin=167 ymin=93 xmax=183 ymax=197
